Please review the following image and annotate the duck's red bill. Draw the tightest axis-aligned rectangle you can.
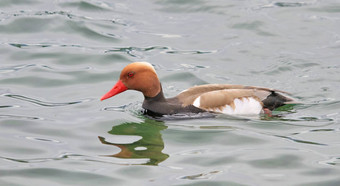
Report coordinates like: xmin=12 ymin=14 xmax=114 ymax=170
xmin=100 ymin=80 xmax=128 ymax=101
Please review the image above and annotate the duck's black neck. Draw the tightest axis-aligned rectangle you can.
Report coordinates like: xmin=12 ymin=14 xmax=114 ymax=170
xmin=143 ymin=83 xmax=186 ymax=115
xmin=144 ymin=84 xmax=166 ymax=102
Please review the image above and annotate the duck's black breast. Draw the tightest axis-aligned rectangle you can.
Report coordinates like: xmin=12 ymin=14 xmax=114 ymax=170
xmin=142 ymin=91 xmax=205 ymax=116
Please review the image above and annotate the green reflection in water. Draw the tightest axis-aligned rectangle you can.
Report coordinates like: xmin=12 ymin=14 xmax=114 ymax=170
xmin=99 ymin=118 xmax=169 ymax=166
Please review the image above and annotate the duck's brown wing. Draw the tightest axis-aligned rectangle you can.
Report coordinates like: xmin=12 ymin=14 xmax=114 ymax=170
xmin=170 ymin=84 xmax=296 ymax=112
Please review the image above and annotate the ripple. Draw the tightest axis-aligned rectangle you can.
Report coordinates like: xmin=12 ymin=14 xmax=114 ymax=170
xmin=0 ymin=114 xmax=44 ymax=120
xmin=9 ymin=152 xmax=112 ymax=164
xmin=143 ymin=32 xmax=183 ymax=38
xmin=0 ymin=64 xmax=35 ymax=74
xmin=59 ymin=1 xmax=112 ymax=12
xmin=0 ymin=63 xmax=92 ymax=78
xmin=62 ymin=20 xmax=120 ymax=42
xmin=290 ymin=128 xmax=337 ymax=137
xmin=156 ymin=0 xmax=229 ymax=14
xmin=0 ymin=42 xmax=111 ymax=53
xmin=162 ymin=63 xmax=210 ymax=72
xmin=7 ymin=42 xmax=83 ymax=49
xmin=0 ymin=167 xmax=120 ymax=184
xmin=102 ymin=102 xmax=141 ymax=113
xmin=0 ymin=151 xmax=148 ymax=166
xmin=319 ymin=157 xmax=340 ymax=166
xmin=102 ymin=104 xmax=131 ymax=112
xmin=102 ymin=102 xmax=146 ymax=119
xmin=274 ymin=135 xmax=327 ymax=146
xmin=0 ymin=0 xmax=37 ymax=7
xmin=105 ymin=46 xmax=217 ymax=58
xmin=23 ymin=136 xmax=63 ymax=144
xmin=3 ymin=10 xmax=128 ymax=27
xmin=0 ymin=155 xmax=62 ymax=164
xmin=179 ymin=170 xmax=222 ymax=180
xmin=177 ymin=149 xmax=209 ymax=156
xmin=163 ymin=49 xmax=217 ymax=55
xmin=274 ymin=2 xmax=308 ymax=7
xmin=231 ymin=21 xmax=276 ymax=36
xmin=105 ymin=46 xmax=169 ymax=58
xmin=5 ymin=94 xmax=91 ymax=107
xmin=0 ymin=15 xmax=121 ymax=43
xmin=0 ymin=105 xmax=20 ymax=108
xmin=57 ymin=152 xmax=149 ymax=166
xmin=260 ymin=2 xmax=311 ymax=8
xmin=0 ymin=17 xmax=52 ymax=33
xmin=0 ymin=152 xmax=89 ymax=164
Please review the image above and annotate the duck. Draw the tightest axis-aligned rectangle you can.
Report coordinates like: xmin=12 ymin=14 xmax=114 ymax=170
xmin=101 ymin=62 xmax=297 ymax=117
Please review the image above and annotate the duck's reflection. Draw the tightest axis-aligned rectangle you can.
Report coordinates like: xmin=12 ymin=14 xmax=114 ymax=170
xmin=98 ymin=118 xmax=169 ymax=165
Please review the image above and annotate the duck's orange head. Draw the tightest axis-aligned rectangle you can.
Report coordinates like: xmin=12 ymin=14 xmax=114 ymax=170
xmin=100 ymin=62 xmax=161 ymax=101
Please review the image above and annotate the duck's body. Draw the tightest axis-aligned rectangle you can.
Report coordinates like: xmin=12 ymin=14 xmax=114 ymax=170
xmin=101 ymin=62 xmax=296 ymax=117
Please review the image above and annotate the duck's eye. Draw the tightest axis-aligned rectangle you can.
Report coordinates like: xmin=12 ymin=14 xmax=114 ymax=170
xmin=127 ymin=71 xmax=135 ymax=78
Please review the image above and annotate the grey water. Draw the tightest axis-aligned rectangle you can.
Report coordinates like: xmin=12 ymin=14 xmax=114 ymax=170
xmin=1 ymin=0 xmax=340 ymax=185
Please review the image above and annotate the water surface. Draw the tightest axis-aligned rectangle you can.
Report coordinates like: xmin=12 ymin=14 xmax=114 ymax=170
xmin=1 ymin=0 xmax=340 ymax=185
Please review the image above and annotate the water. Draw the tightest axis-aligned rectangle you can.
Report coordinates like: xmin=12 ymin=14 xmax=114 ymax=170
xmin=1 ymin=0 xmax=340 ymax=185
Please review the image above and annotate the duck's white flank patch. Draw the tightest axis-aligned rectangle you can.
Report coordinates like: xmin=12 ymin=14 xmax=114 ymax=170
xmin=210 ymin=97 xmax=262 ymax=115
xmin=193 ymin=96 xmax=201 ymax=107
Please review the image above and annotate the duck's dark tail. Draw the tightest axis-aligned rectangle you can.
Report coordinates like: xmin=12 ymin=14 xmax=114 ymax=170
xmin=262 ymin=91 xmax=300 ymax=110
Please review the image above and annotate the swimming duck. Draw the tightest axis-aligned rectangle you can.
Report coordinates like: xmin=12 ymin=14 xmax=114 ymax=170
xmin=101 ymin=62 xmax=296 ymax=117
